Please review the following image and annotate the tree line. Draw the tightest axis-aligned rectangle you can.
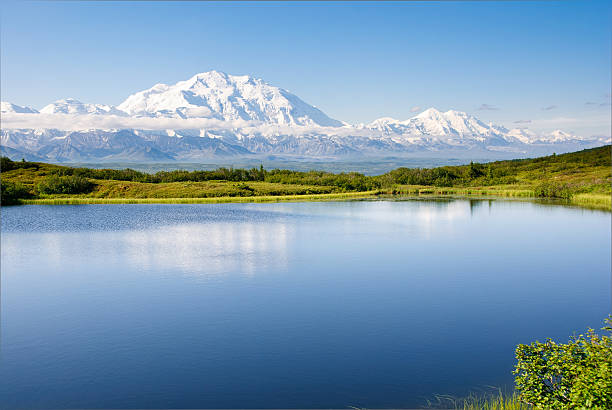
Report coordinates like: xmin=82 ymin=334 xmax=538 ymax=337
xmin=0 ymin=157 xmax=519 ymax=188
xmin=1 ymin=145 xmax=610 ymax=203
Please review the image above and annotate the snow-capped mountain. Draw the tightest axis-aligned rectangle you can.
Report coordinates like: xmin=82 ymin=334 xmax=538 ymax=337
xmin=1 ymin=102 xmax=39 ymax=114
xmin=505 ymin=128 xmax=585 ymax=144
xmin=117 ymin=70 xmax=343 ymax=126
xmin=367 ymin=108 xmax=507 ymax=139
xmin=40 ymin=98 xmax=127 ymax=116
xmin=1 ymin=71 xmax=609 ymax=162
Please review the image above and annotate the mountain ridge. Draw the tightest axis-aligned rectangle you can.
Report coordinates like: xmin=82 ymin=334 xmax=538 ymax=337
xmin=116 ymin=70 xmax=344 ymax=127
xmin=1 ymin=70 xmax=610 ymax=162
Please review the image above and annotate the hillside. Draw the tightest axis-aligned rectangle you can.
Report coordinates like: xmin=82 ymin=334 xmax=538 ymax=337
xmin=1 ymin=145 xmax=610 ymax=209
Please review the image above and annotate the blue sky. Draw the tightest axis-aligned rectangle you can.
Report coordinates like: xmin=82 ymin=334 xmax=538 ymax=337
xmin=1 ymin=1 xmax=610 ymax=136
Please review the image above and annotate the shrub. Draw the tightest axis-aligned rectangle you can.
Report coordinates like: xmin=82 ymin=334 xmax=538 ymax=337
xmin=514 ymin=317 xmax=612 ymax=409
xmin=1 ymin=156 xmax=39 ymax=172
xmin=1 ymin=180 xmax=32 ymax=205
xmin=534 ymin=182 xmax=574 ymax=199
xmin=467 ymin=161 xmax=485 ymax=179
xmin=36 ymin=175 xmax=95 ymax=195
xmin=236 ymin=183 xmax=255 ymax=195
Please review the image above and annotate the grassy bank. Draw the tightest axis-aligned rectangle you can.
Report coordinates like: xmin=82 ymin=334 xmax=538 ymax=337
xmin=382 ymin=185 xmax=611 ymax=210
xmin=2 ymin=145 xmax=610 ymax=210
xmin=424 ymin=391 xmax=530 ymax=410
xmin=14 ymin=187 xmax=610 ymax=211
xmin=20 ymin=191 xmax=377 ymax=205
xmin=570 ymin=192 xmax=612 ymax=210
xmin=455 ymin=392 xmax=530 ymax=410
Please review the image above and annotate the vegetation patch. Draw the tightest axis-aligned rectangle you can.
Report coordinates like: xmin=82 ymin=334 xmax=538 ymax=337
xmin=36 ymin=175 xmax=95 ymax=195
xmin=1 ymin=145 xmax=610 ymax=209
xmin=21 ymin=191 xmax=376 ymax=205
xmin=0 ymin=180 xmax=33 ymax=205
xmin=514 ymin=317 xmax=612 ymax=409
xmin=533 ymin=182 xmax=573 ymax=199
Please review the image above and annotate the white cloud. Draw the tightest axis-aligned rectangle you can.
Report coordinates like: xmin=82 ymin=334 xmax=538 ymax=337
xmin=525 ymin=114 xmax=611 ymax=137
xmin=1 ymin=113 xmax=256 ymax=132
xmin=3 ymin=112 xmax=609 ymax=141
xmin=477 ymin=104 xmax=498 ymax=111
xmin=0 ymin=112 xmax=383 ymax=139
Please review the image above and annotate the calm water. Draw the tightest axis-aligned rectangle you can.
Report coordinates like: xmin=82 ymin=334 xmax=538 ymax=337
xmin=1 ymin=200 xmax=610 ymax=409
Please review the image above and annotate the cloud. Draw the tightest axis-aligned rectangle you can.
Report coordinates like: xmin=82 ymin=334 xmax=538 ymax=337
xmin=0 ymin=112 xmax=383 ymax=139
xmin=542 ymin=105 xmax=557 ymax=111
xmin=586 ymin=101 xmax=611 ymax=107
xmin=0 ymin=113 xmax=258 ymax=132
xmin=477 ymin=104 xmax=498 ymax=111
xmin=3 ymin=111 xmax=608 ymax=141
xmin=410 ymin=106 xmax=421 ymax=112
xmin=527 ymin=114 xmax=611 ymax=135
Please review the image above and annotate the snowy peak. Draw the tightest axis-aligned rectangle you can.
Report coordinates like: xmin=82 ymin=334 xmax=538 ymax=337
xmin=367 ymin=108 xmax=509 ymax=141
xmin=507 ymin=128 xmax=537 ymax=144
xmin=1 ymin=101 xmax=39 ymax=114
xmin=547 ymin=130 xmax=576 ymax=141
xmin=117 ymin=70 xmax=343 ymax=127
xmin=506 ymin=128 xmax=583 ymax=144
xmin=414 ymin=107 xmax=445 ymax=121
xmin=2 ymin=71 xmax=608 ymax=162
xmin=40 ymin=98 xmax=127 ymax=116
xmin=415 ymin=108 xmax=490 ymax=135
xmin=536 ymin=130 xmax=579 ymax=143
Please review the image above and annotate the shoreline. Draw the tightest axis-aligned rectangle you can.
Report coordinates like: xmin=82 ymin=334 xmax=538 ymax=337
xmin=4 ymin=147 xmax=610 ymax=211
xmin=17 ymin=190 xmax=612 ymax=211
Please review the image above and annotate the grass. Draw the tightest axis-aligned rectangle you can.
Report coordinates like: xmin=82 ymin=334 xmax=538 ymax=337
xmin=86 ymin=179 xmax=339 ymax=198
xmin=385 ymin=185 xmax=535 ymax=198
xmin=456 ymin=392 xmax=530 ymax=410
xmin=20 ymin=191 xmax=377 ymax=205
xmin=1 ymin=166 xmax=342 ymax=198
xmin=19 ymin=188 xmax=610 ymax=212
xmin=423 ymin=390 xmax=530 ymax=410
xmin=2 ymin=146 xmax=610 ymax=210
xmin=570 ymin=192 xmax=612 ymax=210
xmin=7 ymin=179 xmax=611 ymax=211
xmin=381 ymin=185 xmax=611 ymax=210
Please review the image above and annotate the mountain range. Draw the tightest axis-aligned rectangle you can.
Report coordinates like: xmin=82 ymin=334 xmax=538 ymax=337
xmin=1 ymin=70 xmax=609 ymax=162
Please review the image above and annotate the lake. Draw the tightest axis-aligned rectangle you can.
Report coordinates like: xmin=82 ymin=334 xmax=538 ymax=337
xmin=1 ymin=200 xmax=610 ymax=409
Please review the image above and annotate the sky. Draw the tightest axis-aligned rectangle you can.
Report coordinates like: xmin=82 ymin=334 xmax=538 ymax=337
xmin=1 ymin=1 xmax=611 ymax=136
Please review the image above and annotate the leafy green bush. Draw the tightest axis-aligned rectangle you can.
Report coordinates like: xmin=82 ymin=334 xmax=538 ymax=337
xmin=235 ymin=183 xmax=255 ymax=196
xmin=533 ymin=182 xmax=574 ymax=199
xmin=1 ymin=156 xmax=39 ymax=172
xmin=467 ymin=161 xmax=485 ymax=179
xmin=514 ymin=317 xmax=612 ymax=409
xmin=1 ymin=180 xmax=32 ymax=205
xmin=376 ymin=166 xmax=462 ymax=187
xmin=36 ymin=175 xmax=94 ymax=195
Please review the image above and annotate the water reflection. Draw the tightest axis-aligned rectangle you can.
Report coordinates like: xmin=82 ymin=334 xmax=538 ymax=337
xmin=1 ymin=200 xmax=609 ymax=409
xmin=2 ymin=220 xmax=292 ymax=278
xmin=121 ymin=222 xmax=291 ymax=277
xmin=469 ymin=199 xmax=493 ymax=215
xmin=258 ymin=199 xmax=472 ymax=239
